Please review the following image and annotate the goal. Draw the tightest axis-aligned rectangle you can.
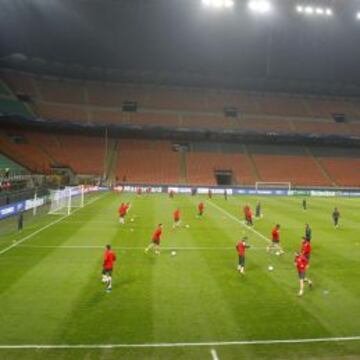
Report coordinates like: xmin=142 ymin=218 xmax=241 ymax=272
xmin=48 ymin=185 xmax=85 ymax=216
xmin=255 ymin=182 xmax=291 ymax=191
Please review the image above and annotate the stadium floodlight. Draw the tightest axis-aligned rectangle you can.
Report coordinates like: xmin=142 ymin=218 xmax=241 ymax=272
xmin=357 ymin=12 xmax=360 ymax=20
xmin=248 ymin=0 xmax=271 ymax=14
xmin=296 ymin=5 xmax=333 ymax=17
xmin=202 ymin=0 xmax=234 ymax=9
xmin=304 ymin=6 xmax=314 ymax=15
xmin=325 ymin=8 xmax=332 ymax=16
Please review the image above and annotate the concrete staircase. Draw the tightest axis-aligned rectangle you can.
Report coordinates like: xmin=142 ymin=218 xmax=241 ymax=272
xmin=104 ymin=138 xmax=119 ymax=185
xmin=179 ymin=151 xmax=187 ymax=184
xmin=305 ymin=147 xmax=337 ymax=186
xmin=243 ymin=144 xmax=261 ymax=182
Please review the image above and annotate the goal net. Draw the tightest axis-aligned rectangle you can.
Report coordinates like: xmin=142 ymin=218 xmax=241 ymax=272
xmin=48 ymin=185 xmax=85 ymax=215
xmin=255 ymin=182 xmax=291 ymax=191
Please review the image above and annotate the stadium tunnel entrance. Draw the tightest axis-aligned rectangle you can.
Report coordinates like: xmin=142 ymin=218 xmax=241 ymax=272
xmin=215 ymin=170 xmax=233 ymax=185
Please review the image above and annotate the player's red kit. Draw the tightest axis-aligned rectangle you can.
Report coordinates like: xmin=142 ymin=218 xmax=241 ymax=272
xmin=246 ymin=208 xmax=253 ymax=225
xmin=152 ymin=226 xmax=163 ymax=245
xmin=236 ymin=241 xmax=247 ymax=256
xmin=294 ymin=252 xmax=312 ymax=296
xmin=295 ymin=254 xmax=308 ymax=277
xmin=301 ymin=240 xmax=312 ymax=260
xmin=198 ymin=202 xmax=205 ymax=215
xmin=102 ymin=245 xmax=116 ymax=292
xmin=272 ymin=227 xmax=280 ymax=242
xmin=173 ymin=209 xmax=181 ymax=222
xmin=236 ymin=238 xmax=250 ymax=273
xmin=118 ymin=203 xmax=126 ymax=216
xmin=103 ymin=249 xmax=116 ymax=272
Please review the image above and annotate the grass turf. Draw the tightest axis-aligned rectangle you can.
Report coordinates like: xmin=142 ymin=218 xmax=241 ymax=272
xmin=0 ymin=191 xmax=359 ymax=359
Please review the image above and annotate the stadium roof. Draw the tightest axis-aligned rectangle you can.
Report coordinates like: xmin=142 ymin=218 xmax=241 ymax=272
xmin=1 ymin=0 xmax=360 ymax=95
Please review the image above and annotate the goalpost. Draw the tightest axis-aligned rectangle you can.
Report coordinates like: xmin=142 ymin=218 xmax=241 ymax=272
xmin=255 ymin=182 xmax=292 ymax=191
xmin=48 ymin=185 xmax=85 ymax=216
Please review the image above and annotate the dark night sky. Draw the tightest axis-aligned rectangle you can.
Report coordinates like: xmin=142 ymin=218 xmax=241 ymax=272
xmin=1 ymin=0 xmax=360 ymax=88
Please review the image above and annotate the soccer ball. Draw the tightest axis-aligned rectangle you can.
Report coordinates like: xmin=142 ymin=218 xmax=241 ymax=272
xmin=185 ymin=224 xmax=190 ymax=228
xmin=275 ymin=251 xmax=281 ymax=256
xmin=130 ymin=218 xmax=134 ymax=222
xmin=171 ymin=251 xmax=177 ymax=256
xmin=268 ymin=265 xmax=274 ymax=271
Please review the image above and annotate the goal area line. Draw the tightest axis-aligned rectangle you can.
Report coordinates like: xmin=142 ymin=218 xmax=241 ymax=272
xmin=0 ymin=335 xmax=359 ymax=349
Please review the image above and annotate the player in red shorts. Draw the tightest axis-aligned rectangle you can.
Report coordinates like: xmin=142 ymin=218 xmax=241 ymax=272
xmin=246 ymin=207 xmax=253 ymax=226
xmin=197 ymin=202 xmax=205 ymax=218
xmin=102 ymin=244 xmax=116 ymax=292
xmin=172 ymin=208 xmax=181 ymax=229
xmin=145 ymin=224 xmax=163 ymax=255
xmin=301 ymin=237 xmax=312 ymax=261
xmin=267 ymin=224 xmax=284 ymax=254
xmin=236 ymin=237 xmax=250 ymax=274
xmin=118 ymin=203 xmax=126 ymax=224
xmin=294 ymin=252 xmax=312 ymax=296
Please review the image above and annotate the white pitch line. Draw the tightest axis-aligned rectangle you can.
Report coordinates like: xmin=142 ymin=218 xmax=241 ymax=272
xmin=16 ymin=245 xmax=263 ymax=251
xmin=0 ymin=336 xmax=360 ymax=349
xmin=210 ymin=348 xmax=220 ymax=360
xmin=0 ymin=193 xmax=108 ymax=256
xmin=208 ymin=201 xmax=270 ymax=244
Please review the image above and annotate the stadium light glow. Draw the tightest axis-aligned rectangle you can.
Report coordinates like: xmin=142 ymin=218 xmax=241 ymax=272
xmin=304 ymin=6 xmax=314 ymax=14
xmin=357 ymin=12 xmax=360 ymax=20
xmin=202 ymin=0 xmax=234 ymax=9
xmin=296 ymin=4 xmax=333 ymax=17
xmin=248 ymin=0 xmax=271 ymax=14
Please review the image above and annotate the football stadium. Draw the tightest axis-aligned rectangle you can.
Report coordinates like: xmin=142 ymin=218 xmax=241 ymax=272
xmin=0 ymin=1 xmax=360 ymax=359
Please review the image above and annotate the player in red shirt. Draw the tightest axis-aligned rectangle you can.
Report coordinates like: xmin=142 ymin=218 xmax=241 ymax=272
xmin=246 ymin=207 xmax=253 ymax=226
xmin=145 ymin=224 xmax=163 ymax=255
xmin=118 ymin=203 xmax=126 ymax=224
xmin=236 ymin=237 xmax=250 ymax=274
xmin=301 ymin=237 xmax=312 ymax=261
xmin=136 ymin=187 xmax=142 ymax=196
xmin=102 ymin=244 xmax=116 ymax=292
xmin=172 ymin=208 xmax=181 ymax=229
xmin=294 ymin=252 xmax=312 ymax=296
xmin=267 ymin=224 xmax=284 ymax=254
xmin=197 ymin=202 xmax=205 ymax=218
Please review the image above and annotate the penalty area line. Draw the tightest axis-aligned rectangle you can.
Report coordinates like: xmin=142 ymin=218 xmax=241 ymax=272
xmin=0 ymin=336 xmax=360 ymax=349
xmin=208 ymin=201 xmax=271 ymax=244
xmin=0 ymin=193 xmax=108 ymax=256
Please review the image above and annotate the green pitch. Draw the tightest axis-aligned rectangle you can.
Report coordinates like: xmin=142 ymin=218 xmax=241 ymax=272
xmin=0 ymin=191 xmax=360 ymax=360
